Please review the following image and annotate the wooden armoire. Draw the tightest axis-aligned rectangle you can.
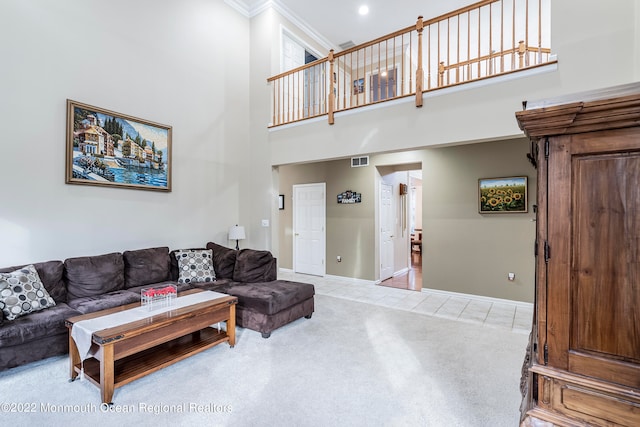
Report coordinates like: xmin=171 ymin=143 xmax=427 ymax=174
xmin=516 ymin=83 xmax=640 ymax=427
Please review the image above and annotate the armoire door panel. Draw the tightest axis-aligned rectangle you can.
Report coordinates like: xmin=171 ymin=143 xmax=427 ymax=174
xmin=571 ymin=153 xmax=640 ymax=363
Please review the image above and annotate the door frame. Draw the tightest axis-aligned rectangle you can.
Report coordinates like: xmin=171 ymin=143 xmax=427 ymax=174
xmin=292 ymin=182 xmax=326 ymax=276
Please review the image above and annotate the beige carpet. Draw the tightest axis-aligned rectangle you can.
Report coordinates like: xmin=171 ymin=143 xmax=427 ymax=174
xmin=0 ymin=294 xmax=528 ymax=426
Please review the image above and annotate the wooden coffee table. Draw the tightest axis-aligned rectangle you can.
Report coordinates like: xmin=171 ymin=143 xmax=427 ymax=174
xmin=65 ymin=289 xmax=237 ymax=403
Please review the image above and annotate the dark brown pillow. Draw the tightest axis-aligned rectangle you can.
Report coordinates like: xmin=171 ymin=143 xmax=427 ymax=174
xmin=65 ymin=252 xmax=124 ymax=300
xmin=232 ymin=249 xmax=276 ymax=282
xmin=206 ymin=242 xmax=237 ymax=279
xmin=123 ymin=247 xmax=171 ymax=288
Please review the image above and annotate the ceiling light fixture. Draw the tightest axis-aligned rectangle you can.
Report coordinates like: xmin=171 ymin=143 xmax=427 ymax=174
xmin=358 ymin=5 xmax=369 ymax=15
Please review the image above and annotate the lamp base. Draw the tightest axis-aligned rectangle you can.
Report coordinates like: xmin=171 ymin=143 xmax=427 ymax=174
xmin=235 ymin=240 xmax=240 ymax=250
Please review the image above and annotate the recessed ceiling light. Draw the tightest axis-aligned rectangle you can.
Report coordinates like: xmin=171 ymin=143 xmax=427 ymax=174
xmin=358 ymin=5 xmax=369 ymax=15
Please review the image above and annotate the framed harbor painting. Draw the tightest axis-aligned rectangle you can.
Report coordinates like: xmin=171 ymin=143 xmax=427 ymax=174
xmin=478 ymin=176 xmax=527 ymax=213
xmin=65 ymin=100 xmax=172 ymax=192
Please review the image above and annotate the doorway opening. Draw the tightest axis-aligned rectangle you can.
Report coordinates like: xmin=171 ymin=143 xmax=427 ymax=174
xmin=377 ymin=166 xmax=422 ymax=291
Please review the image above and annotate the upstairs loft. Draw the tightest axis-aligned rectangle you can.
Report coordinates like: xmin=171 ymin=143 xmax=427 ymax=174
xmin=267 ymin=0 xmax=554 ymax=128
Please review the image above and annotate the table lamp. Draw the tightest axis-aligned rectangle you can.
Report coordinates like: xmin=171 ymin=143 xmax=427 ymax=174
xmin=228 ymin=225 xmax=246 ymax=250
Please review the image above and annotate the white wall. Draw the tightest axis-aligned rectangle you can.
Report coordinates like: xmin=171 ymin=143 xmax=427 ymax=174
xmin=0 ymin=0 xmax=250 ymax=265
xmin=247 ymin=8 xmax=333 ymax=256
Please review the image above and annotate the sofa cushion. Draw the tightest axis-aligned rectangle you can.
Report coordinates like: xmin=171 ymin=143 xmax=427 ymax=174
xmin=224 ymin=280 xmax=315 ymax=315
xmin=65 ymin=252 xmax=124 ymax=300
xmin=67 ymin=289 xmax=141 ymax=314
xmin=174 ymin=249 xmax=215 ymax=284
xmin=123 ymin=247 xmax=171 ymax=288
xmin=206 ymin=242 xmax=237 ymax=279
xmin=0 ymin=260 xmax=66 ymax=303
xmin=0 ymin=265 xmax=57 ymax=321
xmin=0 ymin=303 xmax=79 ymax=347
xmin=232 ymin=249 xmax=276 ymax=282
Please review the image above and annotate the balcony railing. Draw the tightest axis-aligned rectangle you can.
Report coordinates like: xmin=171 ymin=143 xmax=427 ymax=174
xmin=267 ymin=0 xmax=553 ymax=127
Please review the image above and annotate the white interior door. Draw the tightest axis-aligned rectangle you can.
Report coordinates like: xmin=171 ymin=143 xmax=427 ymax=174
xmin=293 ymin=183 xmax=326 ymax=276
xmin=380 ymin=183 xmax=394 ymax=281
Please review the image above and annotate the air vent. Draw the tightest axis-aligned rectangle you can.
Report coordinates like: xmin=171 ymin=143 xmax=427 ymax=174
xmin=351 ymin=156 xmax=369 ymax=167
xmin=339 ymin=40 xmax=356 ymax=50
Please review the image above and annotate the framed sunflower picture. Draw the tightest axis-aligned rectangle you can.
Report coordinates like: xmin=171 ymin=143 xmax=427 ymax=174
xmin=478 ymin=176 xmax=528 ymax=213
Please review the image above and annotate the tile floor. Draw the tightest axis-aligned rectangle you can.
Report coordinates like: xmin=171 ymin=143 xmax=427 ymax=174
xmin=278 ymin=270 xmax=534 ymax=335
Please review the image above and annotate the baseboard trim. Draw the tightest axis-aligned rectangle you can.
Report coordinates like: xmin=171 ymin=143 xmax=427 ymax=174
xmin=279 ymin=268 xmax=532 ymax=308
xmin=278 ymin=269 xmax=377 ymax=286
xmin=324 ymin=274 xmax=377 ymax=286
xmin=421 ymin=287 xmax=533 ymax=308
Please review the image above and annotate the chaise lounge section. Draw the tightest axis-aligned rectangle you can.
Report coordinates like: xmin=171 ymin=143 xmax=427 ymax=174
xmin=200 ymin=243 xmax=315 ymax=338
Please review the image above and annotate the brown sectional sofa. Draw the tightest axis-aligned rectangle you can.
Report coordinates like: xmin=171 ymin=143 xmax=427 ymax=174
xmin=0 ymin=243 xmax=314 ymax=372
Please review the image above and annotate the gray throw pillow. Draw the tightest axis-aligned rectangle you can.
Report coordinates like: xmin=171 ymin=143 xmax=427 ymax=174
xmin=0 ymin=264 xmax=56 ymax=321
xmin=174 ymin=249 xmax=215 ymax=283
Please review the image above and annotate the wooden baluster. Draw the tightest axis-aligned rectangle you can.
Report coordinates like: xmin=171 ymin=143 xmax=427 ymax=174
xmin=410 ymin=29 xmax=414 ymax=91
xmin=500 ymin=0 xmax=504 ymax=73
xmin=538 ymin=0 xmax=543 ymax=65
xmin=328 ymin=50 xmax=335 ymax=125
xmin=518 ymin=40 xmax=526 ymax=68
xmin=456 ymin=14 xmax=460 ymax=83
xmin=425 ymin=25 xmax=429 ymax=90
xmin=512 ymin=0 xmax=516 ymax=71
xmin=438 ymin=61 xmax=445 ymax=87
xmin=415 ymin=16 xmax=424 ymax=107
xmin=272 ymin=80 xmax=276 ymax=125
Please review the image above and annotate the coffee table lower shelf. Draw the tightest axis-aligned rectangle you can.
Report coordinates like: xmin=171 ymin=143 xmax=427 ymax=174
xmin=73 ymin=328 xmax=229 ymax=393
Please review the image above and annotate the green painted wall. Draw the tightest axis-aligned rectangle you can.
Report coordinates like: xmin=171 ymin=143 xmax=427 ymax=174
xmin=278 ymin=138 xmax=535 ymax=302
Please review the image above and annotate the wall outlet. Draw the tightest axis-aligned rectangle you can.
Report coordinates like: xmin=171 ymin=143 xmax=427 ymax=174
xmin=261 ymin=219 xmax=269 ymax=227
xmin=337 ymin=255 xmax=342 ymax=262
xmin=508 ymin=272 xmax=515 ymax=281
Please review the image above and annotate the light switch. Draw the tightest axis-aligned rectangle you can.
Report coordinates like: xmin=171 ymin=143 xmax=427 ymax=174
xmin=261 ymin=219 xmax=270 ymax=227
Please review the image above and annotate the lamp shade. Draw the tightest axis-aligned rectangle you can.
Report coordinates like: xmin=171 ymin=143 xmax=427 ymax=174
xmin=228 ymin=225 xmax=246 ymax=241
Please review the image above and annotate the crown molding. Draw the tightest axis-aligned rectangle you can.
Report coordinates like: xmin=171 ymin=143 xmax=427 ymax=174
xmin=269 ymin=1 xmax=334 ymax=51
xmin=227 ymin=0 xmax=335 ymax=52
xmin=223 ymin=0 xmax=250 ymax=17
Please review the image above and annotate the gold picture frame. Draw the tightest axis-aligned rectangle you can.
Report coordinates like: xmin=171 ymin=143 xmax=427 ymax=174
xmin=65 ymin=99 xmax=172 ymax=192
xmin=478 ymin=176 xmax=527 ymax=213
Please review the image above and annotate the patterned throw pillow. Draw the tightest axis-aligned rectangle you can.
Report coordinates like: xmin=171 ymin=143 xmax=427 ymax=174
xmin=174 ymin=249 xmax=216 ymax=284
xmin=0 ymin=264 xmax=56 ymax=321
